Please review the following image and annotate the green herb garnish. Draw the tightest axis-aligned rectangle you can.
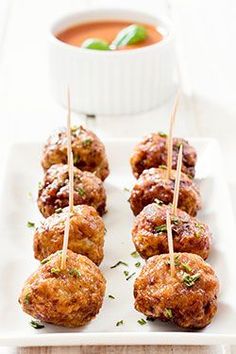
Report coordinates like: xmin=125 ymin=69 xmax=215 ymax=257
xmin=40 ymin=256 xmax=50 ymax=265
xmin=181 ymin=262 xmax=192 ymax=272
xmin=159 ymin=165 xmax=167 ymax=169
xmin=154 ymin=224 xmax=167 ymax=233
xmin=108 ymin=294 xmax=115 ymax=299
xmin=110 ymin=261 xmax=128 ymax=269
xmin=124 ymin=270 xmax=129 ymax=277
xmin=159 ymin=132 xmax=167 ymax=138
xmin=81 ymin=38 xmax=110 ymax=51
xmin=27 ymin=221 xmax=35 ymax=228
xmin=146 ymin=317 xmax=156 ymax=322
xmin=182 ymin=272 xmax=200 ymax=287
xmin=30 ymin=320 xmax=45 ymax=329
xmin=166 ymin=255 xmax=180 ymax=266
xmin=55 ymin=207 xmax=63 ymax=214
xmin=154 ymin=198 xmax=164 ymax=206
xmin=137 ymin=318 xmax=147 ymax=325
xmin=69 ymin=269 xmax=81 ymax=278
xmin=111 ymin=24 xmax=147 ymax=49
xmin=130 ymin=251 xmax=139 ymax=258
xmin=126 ymin=272 xmax=136 ymax=281
xmin=82 ymin=138 xmax=92 ymax=147
xmin=24 ymin=293 xmax=31 ymax=305
xmin=172 ymin=216 xmax=179 ymax=225
xmin=164 ymin=308 xmax=173 ymax=319
xmin=38 ymin=182 xmax=42 ymax=190
xmin=124 ymin=187 xmax=130 ymax=192
xmin=116 ymin=320 xmax=124 ymax=326
xmin=135 ymin=262 xmax=141 ymax=268
xmin=50 ymin=267 xmax=61 ymax=275
xmin=77 ymin=187 xmax=85 ymax=197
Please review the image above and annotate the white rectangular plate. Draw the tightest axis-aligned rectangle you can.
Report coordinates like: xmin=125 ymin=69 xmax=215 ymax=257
xmin=0 ymin=137 xmax=235 ymax=346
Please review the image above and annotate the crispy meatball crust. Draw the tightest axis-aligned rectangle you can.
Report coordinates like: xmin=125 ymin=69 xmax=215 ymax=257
xmin=129 ymin=167 xmax=201 ymax=216
xmin=130 ymin=133 xmax=197 ymax=179
xmin=37 ymin=164 xmax=106 ymax=217
xmin=41 ymin=126 xmax=109 ymax=181
xmin=34 ymin=205 xmax=105 ymax=265
xmin=132 ymin=203 xmax=211 ymax=260
xmin=134 ymin=253 xmax=219 ymax=329
xmin=19 ymin=250 xmax=106 ymax=327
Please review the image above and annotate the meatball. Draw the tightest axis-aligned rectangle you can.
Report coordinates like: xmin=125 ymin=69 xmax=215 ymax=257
xmin=19 ymin=250 xmax=106 ymax=327
xmin=129 ymin=167 xmax=201 ymax=216
xmin=134 ymin=253 xmax=219 ymax=329
xmin=41 ymin=126 xmax=109 ymax=181
xmin=34 ymin=205 xmax=105 ymax=265
xmin=132 ymin=203 xmax=211 ymax=260
xmin=130 ymin=132 xmax=196 ymax=179
xmin=38 ymin=164 xmax=106 ymax=217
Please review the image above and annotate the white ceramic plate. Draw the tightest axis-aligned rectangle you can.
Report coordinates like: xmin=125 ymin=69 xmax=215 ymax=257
xmin=0 ymin=137 xmax=235 ymax=346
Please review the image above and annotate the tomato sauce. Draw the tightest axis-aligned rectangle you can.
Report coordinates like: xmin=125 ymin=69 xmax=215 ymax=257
xmin=56 ymin=21 xmax=163 ymax=50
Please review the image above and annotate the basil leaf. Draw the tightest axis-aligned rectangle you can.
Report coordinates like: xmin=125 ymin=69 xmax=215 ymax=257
xmin=111 ymin=24 xmax=147 ymax=48
xmin=81 ymin=38 xmax=110 ymax=51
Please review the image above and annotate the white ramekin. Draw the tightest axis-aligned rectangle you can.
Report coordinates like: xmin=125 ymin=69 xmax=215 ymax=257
xmin=49 ymin=8 xmax=177 ymax=115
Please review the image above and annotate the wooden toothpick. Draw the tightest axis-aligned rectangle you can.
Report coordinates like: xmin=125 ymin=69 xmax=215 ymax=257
xmin=61 ymin=88 xmax=74 ymax=269
xmin=166 ymin=92 xmax=180 ymax=179
xmin=166 ymin=210 xmax=175 ymax=277
xmin=172 ymin=144 xmax=183 ymax=216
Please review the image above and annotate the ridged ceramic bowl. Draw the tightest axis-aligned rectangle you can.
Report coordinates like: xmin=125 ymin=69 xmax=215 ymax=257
xmin=49 ymin=8 xmax=177 ymax=115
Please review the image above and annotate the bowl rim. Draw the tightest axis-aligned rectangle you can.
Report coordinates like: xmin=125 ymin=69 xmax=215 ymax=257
xmin=48 ymin=7 xmax=174 ymax=56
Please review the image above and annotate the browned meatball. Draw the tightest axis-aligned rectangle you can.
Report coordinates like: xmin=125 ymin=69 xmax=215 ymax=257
xmin=38 ymin=164 xmax=106 ymax=217
xmin=132 ymin=203 xmax=211 ymax=260
xmin=34 ymin=205 xmax=105 ymax=265
xmin=19 ymin=250 xmax=106 ymax=327
xmin=129 ymin=167 xmax=201 ymax=216
xmin=134 ymin=253 xmax=219 ymax=329
xmin=130 ymin=132 xmax=196 ymax=179
xmin=41 ymin=126 xmax=109 ymax=181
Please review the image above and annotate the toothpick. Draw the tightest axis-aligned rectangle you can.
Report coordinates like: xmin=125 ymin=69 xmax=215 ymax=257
xmin=166 ymin=210 xmax=175 ymax=277
xmin=61 ymin=88 xmax=74 ymax=269
xmin=166 ymin=92 xmax=180 ymax=179
xmin=172 ymin=144 xmax=183 ymax=216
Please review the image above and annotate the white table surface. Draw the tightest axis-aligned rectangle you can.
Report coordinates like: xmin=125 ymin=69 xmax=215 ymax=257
xmin=0 ymin=0 xmax=236 ymax=353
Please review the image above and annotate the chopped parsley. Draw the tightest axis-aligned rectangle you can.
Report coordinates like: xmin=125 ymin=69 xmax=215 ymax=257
xmin=71 ymin=126 xmax=79 ymax=133
xmin=146 ymin=317 xmax=156 ymax=322
xmin=55 ymin=207 xmax=63 ymax=214
xmin=27 ymin=221 xmax=35 ymax=228
xmin=159 ymin=132 xmax=167 ymax=138
xmin=181 ymin=262 xmax=192 ymax=272
xmin=124 ymin=270 xmax=129 ymax=277
xmin=124 ymin=187 xmax=130 ymax=192
xmin=24 ymin=293 xmax=31 ymax=305
xmin=50 ymin=267 xmax=61 ymax=275
xmin=116 ymin=320 xmax=124 ymax=327
xmin=182 ymin=272 xmax=200 ymax=287
xmin=126 ymin=272 xmax=136 ymax=281
xmin=69 ymin=269 xmax=81 ymax=278
xmin=110 ymin=261 xmax=128 ymax=269
xmin=108 ymin=294 xmax=115 ymax=299
xmin=138 ymin=318 xmax=147 ymax=325
xmin=82 ymin=138 xmax=92 ymax=147
xmin=73 ymin=155 xmax=80 ymax=165
xmin=166 ymin=255 xmax=180 ymax=266
xmin=77 ymin=187 xmax=85 ymax=197
xmin=172 ymin=216 xmax=179 ymax=225
xmin=154 ymin=198 xmax=164 ymax=206
xmin=135 ymin=262 xmax=141 ymax=268
xmin=154 ymin=224 xmax=167 ymax=233
xmin=41 ymin=256 xmax=50 ymax=265
xmin=130 ymin=251 xmax=139 ymax=258
xmin=164 ymin=308 xmax=173 ymax=319
xmin=30 ymin=320 xmax=45 ymax=329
